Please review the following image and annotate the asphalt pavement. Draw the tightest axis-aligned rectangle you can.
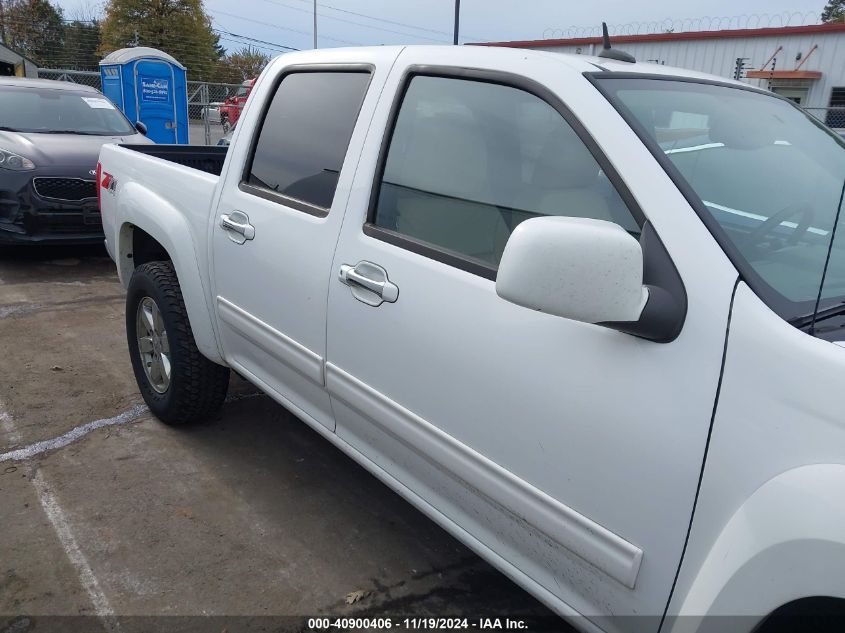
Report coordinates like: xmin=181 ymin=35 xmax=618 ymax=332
xmin=188 ymin=121 xmax=227 ymax=146
xmin=0 ymin=245 xmax=561 ymax=632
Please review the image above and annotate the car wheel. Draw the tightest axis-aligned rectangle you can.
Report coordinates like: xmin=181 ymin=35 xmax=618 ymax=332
xmin=221 ymin=116 xmax=230 ymax=133
xmin=127 ymin=261 xmax=229 ymax=425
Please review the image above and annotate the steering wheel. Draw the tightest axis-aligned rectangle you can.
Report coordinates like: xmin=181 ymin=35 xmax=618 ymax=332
xmin=743 ymin=202 xmax=815 ymax=249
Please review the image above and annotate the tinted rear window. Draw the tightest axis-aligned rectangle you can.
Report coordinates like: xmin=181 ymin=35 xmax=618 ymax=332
xmin=245 ymin=72 xmax=371 ymax=210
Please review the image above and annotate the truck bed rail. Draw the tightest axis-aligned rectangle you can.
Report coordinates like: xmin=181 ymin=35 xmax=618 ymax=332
xmin=119 ymin=144 xmax=228 ymax=176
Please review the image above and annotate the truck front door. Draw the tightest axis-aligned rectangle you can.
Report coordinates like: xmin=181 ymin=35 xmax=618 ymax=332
xmin=325 ymin=49 xmax=739 ymax=627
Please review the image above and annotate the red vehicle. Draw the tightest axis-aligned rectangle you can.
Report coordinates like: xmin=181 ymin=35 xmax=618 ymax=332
xmin=219 ymin=79 xmax=254 ymax=132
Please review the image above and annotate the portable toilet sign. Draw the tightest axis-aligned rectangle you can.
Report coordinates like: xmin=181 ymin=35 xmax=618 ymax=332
xmin=99 ymin=47 xmax=188 ymax=144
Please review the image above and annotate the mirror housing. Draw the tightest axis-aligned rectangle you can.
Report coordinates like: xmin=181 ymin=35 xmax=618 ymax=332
xmin=496 ymin=216 xmax=648 ymax=325
xmin=135 ymin=121 xmax=148 ymax=136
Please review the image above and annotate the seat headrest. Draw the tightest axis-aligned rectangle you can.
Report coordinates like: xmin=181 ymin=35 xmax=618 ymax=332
xmin=531 ymin=127 xmax=601 ymax=189
xmin=385 ymin=112 xmax=487 ymax=197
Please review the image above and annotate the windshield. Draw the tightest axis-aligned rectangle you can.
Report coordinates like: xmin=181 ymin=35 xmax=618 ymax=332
xmin=0 ymin=85 xmax=135 ymax=135
xmin=595 ymin=76 xmax=845 ymax=323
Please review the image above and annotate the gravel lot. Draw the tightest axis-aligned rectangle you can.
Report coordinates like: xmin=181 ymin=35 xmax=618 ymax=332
xmin=0 ymin=245 xmax=560 ymax=631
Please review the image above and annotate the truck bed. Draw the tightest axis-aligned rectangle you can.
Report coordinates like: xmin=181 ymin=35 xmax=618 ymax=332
xmin=98 ymin=142 xmax=223 ymax=280
xmin=120 ymin=144 xmax=228 ymax=176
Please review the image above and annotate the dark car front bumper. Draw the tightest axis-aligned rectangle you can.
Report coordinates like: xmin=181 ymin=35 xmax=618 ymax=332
xmin=0 ymin=173 xmax=103 ymax=245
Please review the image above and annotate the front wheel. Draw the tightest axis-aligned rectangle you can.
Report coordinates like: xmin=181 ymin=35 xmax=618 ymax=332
xmin=126 ymin=261 xmax=229 ymax=425
xmin=220 ymin=115 xmax=230 ymax=133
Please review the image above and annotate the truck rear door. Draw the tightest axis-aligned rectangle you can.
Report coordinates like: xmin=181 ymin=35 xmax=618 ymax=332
xmin=209 ymin=50 xmax=395 ymax=431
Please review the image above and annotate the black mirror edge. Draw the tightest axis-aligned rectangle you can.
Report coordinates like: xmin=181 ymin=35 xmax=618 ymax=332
xmin=135 ymin=121 xmax=148 ymax=136
xmin=602 ymin=222 xmax=688 ymax=343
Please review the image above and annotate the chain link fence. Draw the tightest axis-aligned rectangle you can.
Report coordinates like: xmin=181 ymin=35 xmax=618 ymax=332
xmin=36 ymin=68 xmax=245 ymax=145
xmin=186 ymin=80 xmax=246 ymax=145
xmin=37 ymin=68 xmax=101 ymax=89
xmin=36 ymin=68 xmax=845 ymax=140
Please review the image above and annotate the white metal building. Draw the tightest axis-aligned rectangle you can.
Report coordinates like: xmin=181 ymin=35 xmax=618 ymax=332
xmin=478 ymin=23 xmax=845 ymax=127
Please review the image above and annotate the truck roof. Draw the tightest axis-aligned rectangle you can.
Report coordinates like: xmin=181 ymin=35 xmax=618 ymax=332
xmin=274 ymin=44 xmax=750 ymax=89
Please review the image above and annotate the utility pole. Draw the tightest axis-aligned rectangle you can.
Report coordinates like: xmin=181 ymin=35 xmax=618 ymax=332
xmin=453 ymin=0 xmax=460 ymax=45
xmin=313 ymin=0 xmax=317 ymax=49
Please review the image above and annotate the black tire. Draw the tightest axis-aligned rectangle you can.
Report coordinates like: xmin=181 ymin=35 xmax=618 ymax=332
xmin=756 ymin=599 xmax=845 ymax=633
xmin=220 ymin=115 xmax=230 ymax=133
xmin=126 ymin=261 xmax=229 ymax=425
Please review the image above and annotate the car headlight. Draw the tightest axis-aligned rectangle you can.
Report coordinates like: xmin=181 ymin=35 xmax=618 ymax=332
xmin=0 ymin=148 xmax=35 ymax=171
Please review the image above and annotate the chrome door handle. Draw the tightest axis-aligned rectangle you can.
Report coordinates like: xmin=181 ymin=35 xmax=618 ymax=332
xmin=220 ymin=211 xmax=255 ymax=244
xmin=339 ymin=261 xmax=399 ymax=306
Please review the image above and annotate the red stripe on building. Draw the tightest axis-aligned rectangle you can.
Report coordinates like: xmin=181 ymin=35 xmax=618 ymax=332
xmin=474 ymin=22 xmax=845 ymax=49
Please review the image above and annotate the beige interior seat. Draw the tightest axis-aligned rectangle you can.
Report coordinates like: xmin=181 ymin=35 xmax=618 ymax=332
xmin=528 ymin=127 xmax=612 ymax=223
xmin=389 ymin=113 xmax=510 ymax=265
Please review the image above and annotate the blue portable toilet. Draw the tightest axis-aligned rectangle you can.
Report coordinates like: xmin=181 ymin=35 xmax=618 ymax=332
xmin=99 ymin=47 xmax=189 ymax=144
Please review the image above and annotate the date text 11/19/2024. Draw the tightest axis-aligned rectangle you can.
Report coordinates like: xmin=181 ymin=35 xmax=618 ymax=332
xmin=307 ymin=617 xmax=531 ymax=630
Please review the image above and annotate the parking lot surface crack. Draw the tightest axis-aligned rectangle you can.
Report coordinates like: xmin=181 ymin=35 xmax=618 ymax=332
xmin=0 ymin=405 xmax=149 ymax=463
xmin=0 ymin=294 xmax=125 ymax=320
xmin=0 ymin=392 xmax=264 ymax=463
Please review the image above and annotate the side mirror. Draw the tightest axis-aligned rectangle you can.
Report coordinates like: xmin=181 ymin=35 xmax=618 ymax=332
xmin=135 ymin=121 xmax=148 ymax=136
xmin=496 ymin=216 xmax=648 ymax=325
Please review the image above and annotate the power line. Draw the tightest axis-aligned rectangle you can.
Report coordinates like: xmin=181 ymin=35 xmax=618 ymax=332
xmin=254 ymin=0 xmax=449 ymax=43
xmin=212 ymin=26 xmax=300 ymax=51
xmin=0 ymin=15 xmax=298 ymax=73
xmin=217 ymin=36 xmax=286 ymax=56
xmin=1 ymin=15 xmax=300 ymax=49
xmin=212 ymin=9 xmax=362 ymax=46
xmin=217 ymin=35 xmax=290 ymax=55
xmin=284 ymin=0 xmax=495 ymax=41
xmin=3 ymin=15 xmax=300 ymax=52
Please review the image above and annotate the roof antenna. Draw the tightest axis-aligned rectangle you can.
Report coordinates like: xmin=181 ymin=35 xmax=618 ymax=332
xmin=597 ymin=22 xmax=636 ymax=63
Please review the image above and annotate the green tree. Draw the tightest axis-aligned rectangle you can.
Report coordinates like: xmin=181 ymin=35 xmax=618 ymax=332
xmin=822 ymin=0 xmax=845 ymax=22
xmin=4 ymin=0 xmax=65 ymax=66
xmin=99 ymin=0 xmax=222 ymax=80
xmin=218 ymin=46 xmax=270 ymax=83
xmin=63 ymin=19 xmax=101 ymax=70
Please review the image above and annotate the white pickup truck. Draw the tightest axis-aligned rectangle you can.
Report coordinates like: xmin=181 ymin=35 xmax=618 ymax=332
xmin=99 ymin=45 xmax=845 ymax=632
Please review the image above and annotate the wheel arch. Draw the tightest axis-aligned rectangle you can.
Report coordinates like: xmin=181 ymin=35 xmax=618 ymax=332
xmin=669 ymin=464 xmax=845 ymax=631
xmin=115 ymin=184 xmax=224 ymax=365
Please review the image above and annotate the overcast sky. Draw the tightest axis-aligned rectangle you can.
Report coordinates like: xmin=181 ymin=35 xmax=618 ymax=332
xmin=54 ymin=0 xmax=830 ymax=55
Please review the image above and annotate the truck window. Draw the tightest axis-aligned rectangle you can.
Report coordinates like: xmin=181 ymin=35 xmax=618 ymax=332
xmin=370 ymin=75 xmax=639 ymax=269
xmin=244 ymin=71 xmax=371 ymax=212
xmin=596 ymin=76 xmax=845 ymax=323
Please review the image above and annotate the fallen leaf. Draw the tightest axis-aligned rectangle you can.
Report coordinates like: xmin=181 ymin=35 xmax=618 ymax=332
xmin=175 ymin=507 xmax=195 ymax=520
xmin=345 ymin=590 xmax=370 ymax=605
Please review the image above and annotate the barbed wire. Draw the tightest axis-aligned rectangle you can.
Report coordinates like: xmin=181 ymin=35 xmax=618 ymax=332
xmin=541 ymin=11 xmax=823 ymax=40
xmin=5 ymin=8 xmax=831 ymax=73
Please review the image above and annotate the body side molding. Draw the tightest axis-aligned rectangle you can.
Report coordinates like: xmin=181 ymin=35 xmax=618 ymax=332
xmin=325 ymin=362 xmax=643 ymax=589
xmin=217 ymin=296 xmax=324 ymax=385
